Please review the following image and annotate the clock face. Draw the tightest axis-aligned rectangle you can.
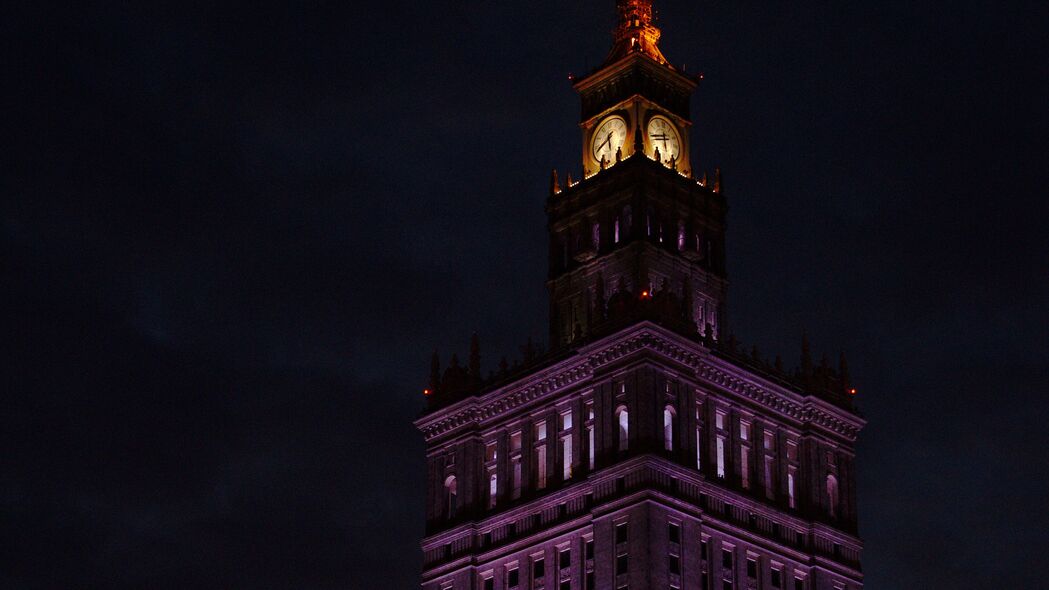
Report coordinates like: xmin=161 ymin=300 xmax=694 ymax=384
xmin=646 ymin=116 xmax=681 ymax=161
xmin=591 ymin=116 xmax=628 ymax=164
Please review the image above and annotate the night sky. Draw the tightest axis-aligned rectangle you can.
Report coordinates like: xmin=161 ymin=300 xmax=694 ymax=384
xmin=4 ymin=1 xmax=1048 ymax=588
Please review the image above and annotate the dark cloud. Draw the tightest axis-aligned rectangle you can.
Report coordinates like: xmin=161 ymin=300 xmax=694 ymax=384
xmin=3 ymin=1 xmax=1047 ymax=588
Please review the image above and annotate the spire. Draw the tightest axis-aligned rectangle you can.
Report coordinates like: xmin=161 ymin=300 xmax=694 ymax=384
xmin=608 ymin=0 xmax=668 ymax=65
xmin=550 ymin=168 xmax=561 ymax=195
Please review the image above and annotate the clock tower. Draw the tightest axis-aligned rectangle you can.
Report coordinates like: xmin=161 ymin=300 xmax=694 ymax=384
xmin=417 ymin=3 xmax=866 ymax=590
xmin=549 ymin=0 xmax=724 ymax=348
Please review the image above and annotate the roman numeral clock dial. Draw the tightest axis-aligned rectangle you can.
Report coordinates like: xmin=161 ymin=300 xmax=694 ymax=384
xmin=646 ymin=115 xmax=680 ymax=161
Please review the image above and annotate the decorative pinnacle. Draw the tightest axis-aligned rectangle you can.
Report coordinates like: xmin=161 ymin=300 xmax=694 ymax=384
xmin=608 ymin=0 xmax=668 ymax=65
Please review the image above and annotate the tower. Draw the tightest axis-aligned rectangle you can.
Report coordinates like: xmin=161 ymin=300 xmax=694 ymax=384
xmin=417 ymin=3 xmax=865 ymax=590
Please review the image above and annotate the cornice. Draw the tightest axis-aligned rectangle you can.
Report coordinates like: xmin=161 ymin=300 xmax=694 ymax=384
xmin=417 ymin=324 xmax=864 ymax=442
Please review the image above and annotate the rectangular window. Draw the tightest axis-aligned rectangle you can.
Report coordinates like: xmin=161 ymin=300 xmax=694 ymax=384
xmin=763 ymin=430 xmax=774 ymax=450
xmin=486 ymin=442 xmax=498 ymax=462
xmin=764 ymin=455 xmax=775 ymax=499
xmin=484 ymin=577 xmax=494 ymax=590
xmin=587 ymin=425 xmax=595 ymax=470
xmin=615 ymin=522 xmax=628 ymax=544
xmin=701 ymin=540 xmax=708 ymax=561
xmin=560 ymin=548 xmax=571 ymax=569
xmin=787 ymin=467 xmax=797 ymax=509
xmin=794 ymin=577 xmax=805 ymax=590
xmin=533 ymin=557 xmax=545 ymax=579
xmin=586 ymin=571 xmax=594 ymax=590
xmin=669 ymin=554 xmax=681 ymax=575
xmin=716 ymin=436 xmax=726 ymax=478
xmin=616 ymin=554 xmax=629 ymax=575
xmin=536 ymin=422 xmax=547 ymax=441
xmin=668 ymin=523 xmax=680 ymax=544
xmin=586 ymin=538 xmax=594 ymax=560
xmin=508 ymin=566 xmax=519 ymax=588
xmin=488 ymin=471 xmax=498 ymax=508
xmin=771 ymin=568 xmax=782 ymax=588
xmin=536 ymin=445 xmax=548 ymax=489
xmin=512 ymin=458 xmax=523 ymax=499
xmin=560 ymin=410 xmax=572 ymax=431
xmin=562 ymin=435 xmax=573 ymax=480
xmin=722 ymin=549 xmax=732 ymax=569
xmin=722 ymin=582 xmax=732 ymax=590
xmin=511 ymin=430 xmax=522 ymax=452
xmin=715 ymin=410 xmax=725 ymax=430
xmin=746 ymin=558 xmax=756 ymax=578
xmin=740 ymin=446 xmax=750 ymax=489
xmin=559 ymin=581 xmax=570 ymax=590
xmin=786 ymin=439 xmax=798 ymax=462
xmin=739 ymin=421 xmax=750 ymax=441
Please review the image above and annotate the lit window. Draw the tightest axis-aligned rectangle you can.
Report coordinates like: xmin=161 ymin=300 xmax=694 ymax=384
xmin=663 ymin=405 xmax=675 ymax=451
xmin=616 ymin=406 xmax=629 ymax=451
xmin=488 ymin=471 xmax=498 ymax=508
xmin=485 ymin=442 xmax=498 ymax=462
xmin=536 ymin=421 xmax=547 ymax=441
xmin=826 ymin=474 xmax=839 ymax=517
xmin=614 ymin=219 xmax=621 ymax=243
xmin=444 ymin=475 xmax=458 ymax=517
xmin=763 ymin=430 xmax=774 ymax=450
xmin=587 ymin=424 xmax=595 ymax=470
xmin=787 ymin=467 xmax=797 ymax=508
xmin=716 ymin=436 xmax=726 ymax=478
xmin=740 ymin=421 xmax=750 ymax=441
xmin=715 ymin=409 xmax=725 ymax=430
xmin=562 ymin=434 xmax=573 ymax=480
xmin=510 ymin=430 xmax=522 ymax=452
xmin=560 ymin=410 xmax=572 ymax=431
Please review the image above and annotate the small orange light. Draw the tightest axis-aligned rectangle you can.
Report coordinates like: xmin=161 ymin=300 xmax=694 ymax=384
xmin=423 ymin=389 xmax=432 ymax=396
xmin=641 ymin=290 xmax=650 ymax=298
xmin=848 ymin=388 xmax=857 ymax=395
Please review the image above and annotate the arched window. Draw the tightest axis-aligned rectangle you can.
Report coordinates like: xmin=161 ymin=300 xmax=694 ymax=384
xmin=615 ymin=405 xmax=630 ymax=451
xmin=826 ymin=474 xmax=839 ymax=518
xmin=663 ymin=405 xmax=676 ymax=451
xmin=444 ymin=475 xmax=458 ymax=518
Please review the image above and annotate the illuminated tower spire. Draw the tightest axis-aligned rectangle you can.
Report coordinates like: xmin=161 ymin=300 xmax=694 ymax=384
xmin=607 ymin=0 xmax=668 ymax=65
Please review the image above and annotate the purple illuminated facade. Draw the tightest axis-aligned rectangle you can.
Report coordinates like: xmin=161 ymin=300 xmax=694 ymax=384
xmin=416 ymin=3 xmax=865 ymax=590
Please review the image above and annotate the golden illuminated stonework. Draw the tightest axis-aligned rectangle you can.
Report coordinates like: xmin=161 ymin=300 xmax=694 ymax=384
xmin=607 ymin=0 xmax=668 ymax=65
